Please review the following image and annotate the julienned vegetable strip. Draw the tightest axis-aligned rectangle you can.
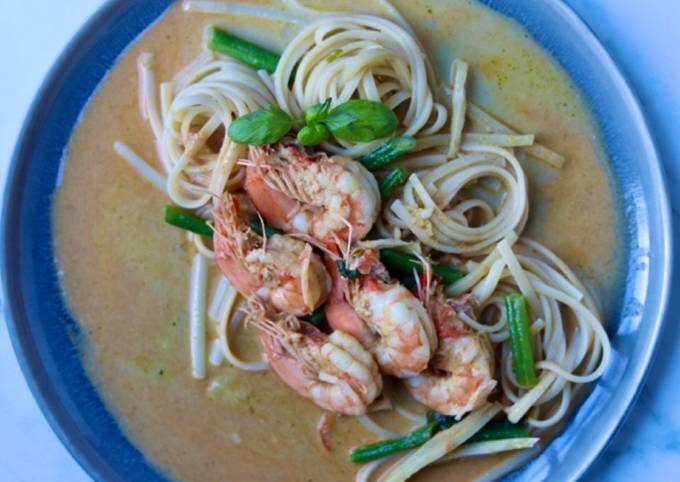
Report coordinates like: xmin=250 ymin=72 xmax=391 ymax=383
xmin=428 ymin=412 xmax=529 ymax=444
xmin=359 ymin=136 xmax=417 ymax=171
xmin=379 ymin=167 xmax=409 ymax=198
xmin=379 ymin=248 xmax=462 ymax=285
xmin=208 ymin=27 xmax=279 ymax=73
xmin=441 ymin=437 xmax=539 ymax=462
xmin=189 ymin=254 xmax=208 ymax=379
xmin=504 ymin=294 xmax=538 ymax=388
xmin=351 ymin=411 xmax=531 ymax=465
xmin=165 ymin=205 xmax=213 ymax=237
xmin=350 ymin=422 xmax=437 ymax=463
xmin=383 ymin=404 xmax=502 ymax=482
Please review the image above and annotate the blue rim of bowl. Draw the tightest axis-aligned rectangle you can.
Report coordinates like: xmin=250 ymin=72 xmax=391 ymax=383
xmin=1 ymin=1 xmax=173 ymax=480
xmin=536 ymin=1 xmax=672 ymax=477
xmin=0 ymin=0 xmax=672 ymax=481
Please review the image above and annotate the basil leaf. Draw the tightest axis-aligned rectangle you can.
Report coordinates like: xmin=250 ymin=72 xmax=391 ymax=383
xmin=324 ymin=100 xmax=398 ymax=142
xmin=297 ymin=124 xmax=331 ymax=146
xmin=306 ymin=97 xmax=332 ymax=125
xmin=227 ymin=105 xmax=293 ymax=145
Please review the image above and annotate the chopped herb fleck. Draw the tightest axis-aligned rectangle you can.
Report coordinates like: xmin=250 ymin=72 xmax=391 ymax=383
xmin=327 ymin=49 xmax=345 ymax=62
xmin=336 ymin=259 xmax=360 ymax=280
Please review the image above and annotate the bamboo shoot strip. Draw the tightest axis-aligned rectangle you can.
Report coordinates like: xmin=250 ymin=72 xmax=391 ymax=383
xmin=467 ymin=103 xmax=565 ymax=168
xmin=448 ymin=59 xmax=468 ymax=158
xmin=189 ymin=254 xmax=208 ymax=379
xmin=382 ymin=403 xmax=502 ymax=482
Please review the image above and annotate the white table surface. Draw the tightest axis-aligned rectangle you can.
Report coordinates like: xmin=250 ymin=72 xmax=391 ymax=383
xmin=1 ymin=1 xmax=679 ymax=481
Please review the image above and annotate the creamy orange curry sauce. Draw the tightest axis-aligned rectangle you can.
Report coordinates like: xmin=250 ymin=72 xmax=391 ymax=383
xmin=54 ymin=1 xmax=622 ymax=480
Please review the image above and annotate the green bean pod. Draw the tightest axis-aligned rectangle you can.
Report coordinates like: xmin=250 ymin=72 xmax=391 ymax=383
xmin=208 ymin=27 xmax=280 ymax=73
xmin=350 ymin=422 xmax=437 ymax=463
xmin=248 ymin=218 xmax=282 ymax=238
xmin=379 ymin=166 xmax=409 ymax=198
xmin=379 ymin=248 xmax=462 ymax=286
xmin=504 ymin=293 xmax=538 ymax=388
xmin=164 ymin=205 xmax=213 ymax=237
xmin=359 ymin=136 xmax=417 ymax=171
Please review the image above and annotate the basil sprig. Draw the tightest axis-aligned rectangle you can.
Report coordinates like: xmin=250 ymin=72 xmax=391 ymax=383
xmin=227 ymin=104 xmax=293 ymax=145
xmin=305 ymin=97 xmax=332 ymax=125
xmin=297 ymin=123 xmax=330 ymax=146
xmin=323 ymin=99 xmax=398 ymax=142
xmin=228 ymin=98 xmax=398 ymax=146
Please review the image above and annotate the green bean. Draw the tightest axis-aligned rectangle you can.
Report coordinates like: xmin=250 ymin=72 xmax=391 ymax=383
xmin=350 ymin=422 xmax=437 ymax=463
xmin=504 ymin=294 xmax=537 ymax=388
xmin=248 ymin=218 xmax=282 ymax=238
xmin=379 ymin=166 xmax=409 ymax=198
xmin=426 ymin=410 xmax=458 ymax=430
xmin=302 ymin=307 xmax=326 ymax=325
xmin=353 ymin=413 xmax=531 ymax=464
xmin=208 ymin=27 xmax=279 ymax=73
xmin=467 ymin=421 xmax=530 ymax=443
xmin=336 ymin=260 xmax=360 ymax=280
xmin=164 ymin=205 xmax=213 ymax=237
xmin=358 ymin=136 xmax=417 ymax=171
xmin=427 ymin=411 xmax=529 ymax=444
xmin=379 ymin=248 xmax=462 ymax=285
xmin=394 ymin=272 xmax=417 ymax=289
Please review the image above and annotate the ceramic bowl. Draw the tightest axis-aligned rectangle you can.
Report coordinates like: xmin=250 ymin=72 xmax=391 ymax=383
xmin=1 ymin=1 xmax=671 ymax=481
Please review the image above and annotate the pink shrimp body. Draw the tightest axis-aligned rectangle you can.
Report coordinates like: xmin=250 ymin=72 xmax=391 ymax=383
xmin=405 ymin=299 xmax=496 ymax=418
xmin=213 ymin=193 xmax=330 ymax=316
xmin=244 ymin=140 xmax=380 ymax=244
xmin=255 ymin=315 xmax=383 ymax=416
xmin=325 ymin=248 xmax=437 ymax=378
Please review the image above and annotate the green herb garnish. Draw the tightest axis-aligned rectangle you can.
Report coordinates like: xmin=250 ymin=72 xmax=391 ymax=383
xmin=297 ymin=123 xmax=331 ymax=146
xmin=228 ymin=104 xmax=294 ymax=145
xmin=324 ymin=99 xmax=398 ymax=143
xmin=326 ymin=49 xmax=345 ymax=62
xmin=228 ymin=97 xmax=398 ymax=147
xmin=305 ymin=97 xmax=333 ymax=125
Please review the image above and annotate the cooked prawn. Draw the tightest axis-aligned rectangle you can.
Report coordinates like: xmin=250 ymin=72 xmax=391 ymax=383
xmin=243 ymin=139 xmax=380 ymax=244
xmin=324 ymin=247 xmax=437 ymax=378
xmin=248 ymin=301 xmax=383 ymax=416
xmin=405 ymin=292 xmax=496 ymax=418
xmin=213 ymin=193 xmax=330 ymax=316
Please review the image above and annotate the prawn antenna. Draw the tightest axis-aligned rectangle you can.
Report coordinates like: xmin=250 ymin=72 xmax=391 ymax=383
xmin=413 ymin=252 xmax=434 ymax=310
xmin=256 ymin=211 xmax=268 ymax=251
xmin=332 ymin=214 xmax=354 ymax=264
xmin=290 ymin=232 xmax=339 ymax=259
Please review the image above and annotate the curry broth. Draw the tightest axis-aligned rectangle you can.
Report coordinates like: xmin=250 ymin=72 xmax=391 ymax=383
xmin=53 ymin=1 xmax=622 ymax=481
